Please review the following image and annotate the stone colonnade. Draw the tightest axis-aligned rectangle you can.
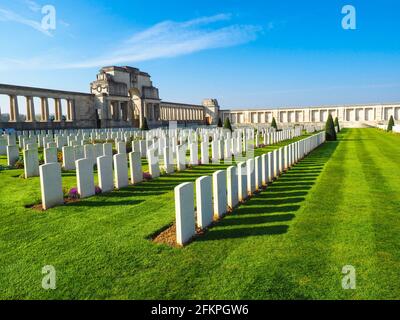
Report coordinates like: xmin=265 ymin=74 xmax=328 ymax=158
xmin=7 ymin=95 xmax=75 ymax=123
xmin=222 ymin=104 xmax=400 ymax=126
xmin=159 ymin=102 xmax=204 ymax=122
xmin=0 ymin=84 xmax=82 ymax=124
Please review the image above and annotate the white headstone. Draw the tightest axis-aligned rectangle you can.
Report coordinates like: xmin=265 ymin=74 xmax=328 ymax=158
xmin=62 ymin=146 xmax=75 ymax=170
xmin=94 ymin=144 xmax=103 ymax=158
xmin=74 ymin=146 xmax=84 ymax=161
xmin=103 ymin=143 xmax=113 ymax=157
xmin=255 ymin=156 xmax=262 ymax=191
xmin=114 ymin=153 xmax=129 ymax=189
xmin=132 ymin=140 xmax=140 ymax=153
xmin=117 ymin=141 xmax=126 ymax=154
xmin=213 ymin=170 xmax=227 ymax=219
xmin=189 ymin=143 xmax=198 ymax=166
xmin=196 ymin=176 xmax=213 ymax=229
xmin=163 ymin=147 xmax=175 ymax=174
xmin=97 ymin=155 xmax=114 ymax=193
xmin=211 ymin=140 xmax=218 ymax=163
xmin=273 ymin=149 xmax=279 ymax=177
xmin=23 ymin=149 xmax=39 ymax=178
xmin=268 ymin=152 xmax=274 ymax=182
xmin=147 ymin=148 xmax=160 ymax=178
xmin=0 ymin=137 xmax=7 ymax=155
xmin=227 ymin=166 xmax=238 ymax=209
xmin=44 ymin=147 xmax=58 ymax=164
xmin=246 ymin=158 xmax=255 ymax=195
xmin=237 ymin=162 xmax=247 ymax=202
xmin=200 ymin=141 xmax=209 ymax=165
xmin=76 ymin=158 xmax=95 ymax=198
xmin=176 ymin=145 xmax=186 ymax=171
xmin=40 ymin=163 xmax=64 ymax=210
xmin=175 ymin=182 xmax=195 ymax=246
xmin=218 ymin=140 xmax=224 ymax=161
xmin=129 ymin=151 xmax=143 ymax=184
xmin=84 ymin=144 xmax=96 ymax=165
xmin=139 ymin=140 xmax=147 ymax=157
xmin=7 ymin=145 xmax=19 ymax=166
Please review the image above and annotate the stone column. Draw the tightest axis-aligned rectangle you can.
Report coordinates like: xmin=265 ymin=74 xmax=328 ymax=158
xmin=127 ymin=101 xmax=133 ymax=123
xmin=151 ymin=104 xmax=155 ymax=121
xmin=117 ymin=101 xmax=122 ymax=121
xmin=9 ymin=95 xmax=19 ymax=122
xmin=143 ymin=101 xmax=148 ymax=120
xmin=122 ymin=102 xmax=128 ymax=121
xmin=139 ymin=100 xmax=144 ymax=127
xmin=146 ymin=103 xmax=151 ymax=121
xmin=111 ymin=101 xmax=118 ymax=120
xmin=55 ymin=98 xmax=62 ymax=121
xmin=67 ymin=99 xmax=75 ymax=121
xmin=26 ymin=96 xmax=36 ymax=122
xmin=41 ymin=97 xmax=49 ymax=121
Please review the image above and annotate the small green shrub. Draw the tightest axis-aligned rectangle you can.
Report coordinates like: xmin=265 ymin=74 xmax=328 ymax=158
xmin=141 ymin=117 xmax=150 ymax=131
xmin=387 ymin=115 xmax=395 ymax=132
xmin=223 ymin=118 xmax=233 ymax=132
xmin=334 ymin=117 xmax=340 ymax=132
xmin=325 ymin=114 xmax=337 ymax=141
xmin=271 ymin=117 xmax=278 ymax=130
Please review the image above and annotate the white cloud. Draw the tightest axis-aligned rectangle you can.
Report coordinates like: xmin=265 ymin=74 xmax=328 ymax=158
xmin=64 ymin=14 xmax=261 ymax=69
xmin=0 ymin=14 xmax=262 ymax=70
xmin=25 ymin=0 xmax=41 ymax=12
xmin=59 ymin=19 xmax=70 ymax=27
xmin=0 ymin=7 xmax=52 ymax=36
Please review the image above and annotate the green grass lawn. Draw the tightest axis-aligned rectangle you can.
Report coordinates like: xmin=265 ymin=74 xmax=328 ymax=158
xmin=0 ymin=128 xmax=399 ymax=299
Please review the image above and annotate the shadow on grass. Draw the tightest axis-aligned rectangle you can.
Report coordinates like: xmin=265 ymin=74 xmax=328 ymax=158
xmin=198 ymin=139 xmax=340 ymax=241
xmin=66 ymin=199 xmax=145 ymax=207
xmin=202 ymin=225 xmax=290 ymax=240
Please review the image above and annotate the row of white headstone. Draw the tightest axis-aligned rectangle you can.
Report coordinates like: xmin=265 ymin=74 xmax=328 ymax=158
xmin=0 ymin=125 xmax=301 ymax=154
xmin=36 ymin=127 xmax=305 ymax=210
xmin=377 ymin=124 xmax=400 ymax=133
xmin=174 ymin=132 xmax=326 ymax=246
xmin=10 ymin=126 xmax=302 ymax=179
xmin=39 ymin=151 xmax=144 ymax=209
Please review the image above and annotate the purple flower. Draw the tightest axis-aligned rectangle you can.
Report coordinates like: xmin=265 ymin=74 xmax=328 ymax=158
xmin=68 ymin=187 xmax=79 ymax=199
xmin=143 ymin=172 xmax=152 ymax=180
xmin=95 ymin=186 xmax=102 ymax=194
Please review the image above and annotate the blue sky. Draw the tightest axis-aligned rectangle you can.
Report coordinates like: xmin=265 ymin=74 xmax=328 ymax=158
xmin=0 ymin=0 xmax=400 ymax=113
